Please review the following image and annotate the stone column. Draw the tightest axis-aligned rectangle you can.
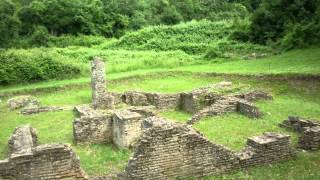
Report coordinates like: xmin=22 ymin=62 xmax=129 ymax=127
xmin=91 ymin=57 xmax=114 ymax=109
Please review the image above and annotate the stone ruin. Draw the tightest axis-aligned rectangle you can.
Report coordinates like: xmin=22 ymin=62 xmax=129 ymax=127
xmin=73 ymin=105 xmax=155 ymax=149
xmin=7 ymin=95 xmax=73 ymax=115
xmin=91 ymin=57 xmax=114 ymax=109
xmin=280 ymin=116 xmax=320 ymax=151
xmin=118 ymin=117 xmax=295 ymax=179
xmin=0 ymin=125 xmax=88 ymax=180
xmin=2 ymin=57 xmax=310 ymax=179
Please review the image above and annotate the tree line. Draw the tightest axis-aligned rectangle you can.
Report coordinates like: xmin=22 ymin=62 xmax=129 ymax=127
xmin=1 ymin=0 xmax=319 ymax=49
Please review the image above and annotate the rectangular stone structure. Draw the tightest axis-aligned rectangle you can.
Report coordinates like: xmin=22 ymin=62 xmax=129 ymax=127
xmin=73 ymin=114 xmax=113 ymax=144
xmin=112 ymin=110 xmax=144 ymax=148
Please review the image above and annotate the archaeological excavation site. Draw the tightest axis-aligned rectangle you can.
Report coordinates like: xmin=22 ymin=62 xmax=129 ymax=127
xmin=1 ymin=57 xmax=319 ymax=180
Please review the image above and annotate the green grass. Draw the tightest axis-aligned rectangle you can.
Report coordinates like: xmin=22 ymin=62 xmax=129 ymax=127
xmin=1 ymin=46 xmax=319 ymax=96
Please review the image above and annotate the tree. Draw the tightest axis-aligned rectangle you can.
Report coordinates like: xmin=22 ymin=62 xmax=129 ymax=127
xmin=0 ymin=0 xmax=20 ymax=48
xmin=250 ymin=0 xmax=320 ymax=47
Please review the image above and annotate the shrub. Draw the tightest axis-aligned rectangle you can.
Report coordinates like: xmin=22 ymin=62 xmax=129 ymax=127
xmin=0 ymin=50 xmax=80 ymax=85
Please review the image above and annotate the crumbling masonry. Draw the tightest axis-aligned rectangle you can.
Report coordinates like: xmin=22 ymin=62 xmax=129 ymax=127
xmin=0 ymin=125 xmax=88 ymax=179
xmin=118 ymin=117 xmax=295 ymax=179
xmin=280 ymin=116 xmax=320 ymax=151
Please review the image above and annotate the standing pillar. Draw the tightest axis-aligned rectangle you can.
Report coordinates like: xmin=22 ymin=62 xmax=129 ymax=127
xmin=91 ymin=57 xmax=114 ymax=109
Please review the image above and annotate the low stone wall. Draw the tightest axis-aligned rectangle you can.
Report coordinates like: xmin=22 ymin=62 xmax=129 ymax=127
xmin=119 ymin=117 xmax=295 ymax=179
xmin=21 ymin=105 xmax=73 ymax=115
xmin=122 ymin=91 xmax=181 ymax=109
xmin=188 ymin=97 xmax=262 ymax=125
xmin=73 ymin=114 xmax=113 ymax=144
xmin=237 ymin=132 xmax=295 ymax=167
xmin=73 ymin=106 xmax=156 ymax=148
xmin=279 ymin=116 xmax=320 ymax=132
xmin=280 ymin=116 xmax=320 ymax=151
xmin=298 ymin=126 xmax=320 ymax=151
xmin=0 ymin=126 xmax=88 ymax=179
xmin=237 ymin=100 xmax=262 ymax=118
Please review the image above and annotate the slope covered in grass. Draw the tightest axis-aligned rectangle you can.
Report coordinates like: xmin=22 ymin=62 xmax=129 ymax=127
xmin=112 ymin=20 xmax=271 ymax=56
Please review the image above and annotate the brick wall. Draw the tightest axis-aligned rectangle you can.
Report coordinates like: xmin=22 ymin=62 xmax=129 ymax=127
xmin=119 ymin=117 xmax=295 ymax=179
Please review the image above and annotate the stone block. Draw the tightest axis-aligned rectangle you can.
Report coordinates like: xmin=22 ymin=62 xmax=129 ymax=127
xmin=112 ymin=110 xmax=144 ymax=148
xmin=73 ymin=114 xmax=113 ymax=144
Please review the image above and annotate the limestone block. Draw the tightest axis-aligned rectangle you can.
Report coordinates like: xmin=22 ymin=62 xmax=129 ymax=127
xmin=112 ymin=110 xmax=144 ymax=148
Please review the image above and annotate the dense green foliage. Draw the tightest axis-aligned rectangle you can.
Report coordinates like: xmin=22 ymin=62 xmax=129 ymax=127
xmin=0 ymin=0 xmax=248 ymax=48
xmin=0 ymin=50 xmax=80 ymax=85
xmin=114 ymin=20 xmax=271 ymax=55
xmin=250 ymin=0 xmax=320 ymax=48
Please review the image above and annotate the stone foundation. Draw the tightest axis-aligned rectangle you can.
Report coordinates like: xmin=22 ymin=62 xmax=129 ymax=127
xmin=122 ymin=91 xmax=181 ymax=109
xmin=21 ymin=105 xmax=73 ymax=115
xmin=280 ymin=116 xmax=320 ymax=151
xmin=73 ymin=113 xmax=113 ymax=144
xmin=0 ymin=126 xmax=88 ymax=179
xmin=73 ymin=106 xmax=156 ymax=148
xmin=188 ymin=97 xmax=262 ymax=125
xmin=119 ymin=117 xmax=295 ymax=179
xmin=279 ymin=116 xmax=320 ymax=132
xmin=298 ymin=126 xmax=320 ymax=151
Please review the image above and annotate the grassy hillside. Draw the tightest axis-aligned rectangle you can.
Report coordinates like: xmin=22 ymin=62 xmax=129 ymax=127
xmin=113 ymin=20 xmax=271 ymax=56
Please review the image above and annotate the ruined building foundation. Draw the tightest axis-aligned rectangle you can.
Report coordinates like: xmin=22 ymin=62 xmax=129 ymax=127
xmin=0 ymin=125 xmax=88 ymax=180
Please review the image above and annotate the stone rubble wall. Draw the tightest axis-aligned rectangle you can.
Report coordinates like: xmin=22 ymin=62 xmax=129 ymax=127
xmin=279 ymin=116 xmax=320 ymax=132
xmin=234 ymin=90 xmax=273 ymax=102
xmin=0 ymin=126 xmax=88 ymax=180
xmin=280 ymin=116 xmax=320 ymax=151
xmin=298 ymin=126 xmax=320 ymax=151
xmin=73 ymin=106 xmax=156 ymax=148
xmin=122 ymin=91 xmax=181 ymax=109
xmin=73 ymin=114 xmax=113 ymax=144
xmin=119 ymin=117 xmax=295 ymax=179
xmin=188 ymin=97 xmax=262 ymax=125
xmin=237 ymin=132 xmax=295 ymax=168
xmin=237 ymin=100 xmax=262 ymax=118
xmin=21 ymin=105 xmax=73 ymax=115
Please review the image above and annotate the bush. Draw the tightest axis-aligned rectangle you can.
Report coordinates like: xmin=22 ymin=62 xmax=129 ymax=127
xmin=249 ymin=0 xmax=320 ymax=48
xmin=0 ymin=50 xmax=80 ymax=85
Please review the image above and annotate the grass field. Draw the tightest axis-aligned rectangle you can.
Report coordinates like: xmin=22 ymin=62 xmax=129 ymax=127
xmin=1 ymin=46 xmax=319 ymax=96
xmin=1 ymin=72 xmax=319 ymax=178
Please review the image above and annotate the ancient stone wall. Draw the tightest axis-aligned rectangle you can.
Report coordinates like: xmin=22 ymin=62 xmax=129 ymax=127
xmin=237 ymin=132 xmax=295 ymax=167
xmin=237 ymin=100 xmax=262 ymax=118
xmin=73 ymin=114 xmax=113 ymax=144
xmin=280 ymin=116 xmax=320 ymax=151
xmin=73 ymin=105 xmax=155 ymax=148
xmin=279 ymin=116 xmax=320 ymax=132
xmin=120 ymin=117 xmax=295 ymax=179
xmin=122 ymin=91 xmax=181 ymax=109
xmin=0 ymin=126 xmax=88 ymax=180
xmin=298 ymin=126 xmax=320 ymax=151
